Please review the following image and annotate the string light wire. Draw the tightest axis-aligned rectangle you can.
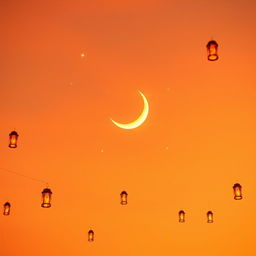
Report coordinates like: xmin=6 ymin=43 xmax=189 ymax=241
xmin=0 ymin=167 xmax=48 ymax=186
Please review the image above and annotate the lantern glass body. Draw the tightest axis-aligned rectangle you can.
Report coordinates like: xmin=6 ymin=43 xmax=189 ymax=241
xmin=207 ymin=40 xmax=218 ymax=61
xmin=9 ymin=131 xmax=19 ymax=148
xmin=3 ymin=202 xmax=11 ymax=216
xmin=207 ymin=211 xmax=213 ymax=223
xmin=120 ymin=191 xmax=128 ymax=205
xmin=179 ymin=210 xmax=185 ymax=223
xmin=233 ymin=183 xmax=242 ymax=200
xmin=88 ymin=230 xmax=94 ymax=242
xmin=41 ymin=188 xmax=52 ymax=208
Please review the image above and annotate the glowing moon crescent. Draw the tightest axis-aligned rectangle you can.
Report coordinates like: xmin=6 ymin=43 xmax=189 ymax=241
xmin=111 ymin=91 xmax=149 ymax=129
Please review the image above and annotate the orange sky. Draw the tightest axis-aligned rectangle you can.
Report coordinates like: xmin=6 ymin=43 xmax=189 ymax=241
xmin=1 ymin=0 xmax=256 ymax=255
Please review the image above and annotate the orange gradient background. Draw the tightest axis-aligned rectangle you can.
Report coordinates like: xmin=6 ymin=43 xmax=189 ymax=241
xmin=1 ymin=1 xmax=256 ymax=255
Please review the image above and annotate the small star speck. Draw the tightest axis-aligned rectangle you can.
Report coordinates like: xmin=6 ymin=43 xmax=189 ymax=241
xmin=80 ymin=53 xmax=86 ymax=58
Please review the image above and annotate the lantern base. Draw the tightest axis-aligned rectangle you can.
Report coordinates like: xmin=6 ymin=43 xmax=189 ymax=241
xmin=41 ymin=203 xmax=51 ymax=208
xmin=9 ymin=144 xmax=17 ymax=148
xmin=208 ymin=55 xmax=219 ymax=61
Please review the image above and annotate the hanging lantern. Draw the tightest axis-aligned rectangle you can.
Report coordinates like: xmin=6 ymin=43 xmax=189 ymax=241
xmin=120 ymin=191 xmax=128 ymax=205
xmin=41 ymin=188 xmax=52 ymax=208
xmin=178 ymin=210 xmax=185 ymax=223
xmin=233 ymin=183 xmax=242 ymax=200
xmin=3 ymin=202 xmax=11 ymax=216
xmin=9 ymin=131 xmax=19 ymax=148
xmin=88 ymin=229 xmax=94 ymax=242
xmin=207 ymin=211 xmax=214 ymax=223
xmin=206 ymin=40 xmax=219 ymax=61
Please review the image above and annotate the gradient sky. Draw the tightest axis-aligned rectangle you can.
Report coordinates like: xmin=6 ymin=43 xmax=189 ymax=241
xmin=1 ymin=0 xmax=256 ymax=255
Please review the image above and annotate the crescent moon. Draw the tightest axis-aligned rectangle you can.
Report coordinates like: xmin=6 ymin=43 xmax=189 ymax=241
xmin=111 ymin=91 xmax=149 ymax=129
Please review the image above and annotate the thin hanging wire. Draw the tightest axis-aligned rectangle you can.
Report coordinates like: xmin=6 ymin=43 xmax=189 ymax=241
xmin=0 ymin=167 xmax=48 ymax=186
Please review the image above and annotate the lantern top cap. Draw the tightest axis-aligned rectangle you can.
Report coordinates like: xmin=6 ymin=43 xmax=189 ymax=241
xmin=9 ymin=131 xmax=18 ymax=136
xmin=179 ymin=210 xmax=185 ymax=213
xmin=42 ymin=188 xmax=52 ymax=194
xmin=233 ymin=183 xmax=242 ymax=188
xmin=120 ymin=191 xmax=128 ymax=195
xmin=207 ymin=40 xmax=218 ymax=47
xmin=207 ymin=211 xmax=213 ymax=214
xmin=88 ymin=229 xmax=94 ymax=233
xmin=4 ymin=202 xmax=10 ymax=206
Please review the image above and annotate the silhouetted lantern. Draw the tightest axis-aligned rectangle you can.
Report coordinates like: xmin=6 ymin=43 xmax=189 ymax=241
xmin=120 ymin=191 xmax=128 ymax=205
xmin=179 ymin=210 xmax=185 ymax=223
xmin=41 ymin=188 xmax=52 ymax=208
xmin=206 ymin=40 xmax=219 ymax=61
xmin=3 ymin=202 xmax=11 ymax=216
xmin=207 ymin=211 xmax=213 ymax=223
xmin=9 ymin=131 xmax=19 ymax=148
xmin=88 ymin=229 xmax=94 ymax=242
xmin=233 ymin=183 xmax=242 ymax=200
